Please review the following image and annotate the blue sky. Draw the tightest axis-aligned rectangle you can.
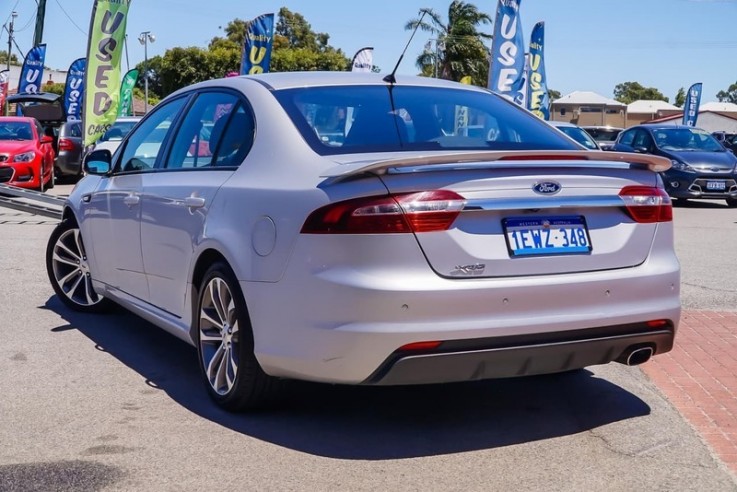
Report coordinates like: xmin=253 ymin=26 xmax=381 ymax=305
xmin=2 ymin=0 xmax=736 ymax=102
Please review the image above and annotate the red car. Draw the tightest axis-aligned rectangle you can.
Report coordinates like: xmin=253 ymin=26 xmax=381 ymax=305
xmin=0 ymin=116 xmax=55 ymax=191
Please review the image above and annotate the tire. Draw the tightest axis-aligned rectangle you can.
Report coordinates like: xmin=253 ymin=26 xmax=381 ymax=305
xmin=196 ymin=261 xmax=282 ymax=411
xmin=47 ymin=167 xmax=55 ymax=189
xmin=726 ymin=198 xmax=737 ymax=208
xmin=46 ymin=219 xmax=114 ymax=313
xmin=37 ymin=163 xmax=45 ymax=193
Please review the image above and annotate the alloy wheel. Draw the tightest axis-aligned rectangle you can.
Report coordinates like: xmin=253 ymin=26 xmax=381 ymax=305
xmin=50 ymin=228 xmax=102 ymax=307
xmin=199 ymin=277 xmax=240 ymax=395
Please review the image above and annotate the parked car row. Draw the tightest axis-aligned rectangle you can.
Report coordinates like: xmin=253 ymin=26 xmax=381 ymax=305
xmin=0 ymin=92 xmax=142 ymax=191
xmin=612 ymin=125 xmax=737 ymax=207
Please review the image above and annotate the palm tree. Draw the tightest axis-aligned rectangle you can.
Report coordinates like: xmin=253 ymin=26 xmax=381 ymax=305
xmin=405 ymin=1 xmax=492 ymax=85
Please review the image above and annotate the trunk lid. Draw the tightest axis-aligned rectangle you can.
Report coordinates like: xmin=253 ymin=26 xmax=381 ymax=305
xmin=326 ymin=151 xmax=670 ymax=278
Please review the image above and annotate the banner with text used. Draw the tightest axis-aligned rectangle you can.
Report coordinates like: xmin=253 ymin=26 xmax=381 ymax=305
xmin=84 ymin=0 xmax=131 ymax=147
xmin=488 ymin=0 xmax=525 ymax=104
xmin=118 ymin=68 xmax=139 ymax=116
xmin=351 ymin=47 xmax=374 ymax=72
xmin=18 ymin=44 xmax=46 ymax=94
xmin=682 ymin=82 xmax=702 ymax=127
xmin=527 ymin=22 xmax=549 ymax=120
xmin=240 ymin=13 xmax=275 ymax=75
xmin=64 ymin=58 xmax=86 ymax=121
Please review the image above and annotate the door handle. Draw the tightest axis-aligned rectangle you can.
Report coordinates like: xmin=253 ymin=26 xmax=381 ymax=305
xmin=123 ymin=194 xmax=140 ymax=207
xmin=183 ymin=196 xmax=206 ymax=209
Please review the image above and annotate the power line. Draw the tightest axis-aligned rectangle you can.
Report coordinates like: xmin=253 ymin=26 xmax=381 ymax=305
xmin=53 ymin=0 xmax=86 ymax=36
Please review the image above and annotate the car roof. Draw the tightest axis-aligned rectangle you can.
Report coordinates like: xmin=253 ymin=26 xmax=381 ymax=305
xmin=114 ymin=117 xmax=142 ymax=123
xmin=630 ymin=124 xmax=706 ymax=131
xmin=169 ymin=71 xmax=492 ymax=97
xmin=580 ymin=125 xmax=623 ymax=130
xmin=548 ymin=121 xmax=579 ymax=128
xmin=0 ymin=116 xmax=36 ymax=123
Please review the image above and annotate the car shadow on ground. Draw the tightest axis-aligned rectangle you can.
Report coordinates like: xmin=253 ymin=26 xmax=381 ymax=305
xmin=673 ymin=199 xmax=730 ymax=209
xmin=44 ymin=297 xmax=651 ymax=460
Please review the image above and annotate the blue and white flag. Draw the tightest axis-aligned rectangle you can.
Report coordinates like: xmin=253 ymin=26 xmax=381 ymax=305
xmin=351 ymin=47 xmax=374 ymax=73
xmin=527 ymin=22 xmax=549 ymax=120
xmin=18 ymin=44 xmax=46 ymax=94
xmin=64 ymin=58 xmax=85 ymax=121
xmin=488 ymin=0 xmax=525 ymax=104
xmin=682 ymin=82 xmax=702 ymax=127
xmin=240 ymin=13 xmax=275 ymax=75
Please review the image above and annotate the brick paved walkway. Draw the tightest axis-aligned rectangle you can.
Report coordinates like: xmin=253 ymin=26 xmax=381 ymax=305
xmin=643 ymin=310 xmax=737 ymax=473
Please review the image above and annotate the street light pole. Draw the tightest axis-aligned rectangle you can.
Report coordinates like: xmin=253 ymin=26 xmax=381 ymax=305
xmin=138 ymin=31 xmax=155 ymax=113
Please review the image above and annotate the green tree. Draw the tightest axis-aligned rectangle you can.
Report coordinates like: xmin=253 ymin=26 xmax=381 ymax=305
xmin=716 ymin=82 xmax=737 ymax=104
xmin=0 ymin=50 xmax=20 ymax=66
xmin=674 ymin=87 xmax=685 ymax=108
xmin=548 ymin=89 xmax=561 ymax=101
xmin=613 ymin=81 xmax=669 ymax=104
xmin=44 ymin=82 xmax=65 ymax=96
xmin=406 ymin=1 xmax=492 ymax=85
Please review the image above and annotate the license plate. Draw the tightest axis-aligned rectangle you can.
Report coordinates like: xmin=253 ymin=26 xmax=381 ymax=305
xmin=503 ymin=216 xmax=592 ymax=257
xmin=706 ymin=181 xmax=726 ymax=191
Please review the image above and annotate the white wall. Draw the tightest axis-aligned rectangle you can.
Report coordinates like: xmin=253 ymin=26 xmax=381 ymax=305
xmin=656 ymin=112 xmax=737 ymax=133
xmin=3 ymin=64 xmax=68 ymax=92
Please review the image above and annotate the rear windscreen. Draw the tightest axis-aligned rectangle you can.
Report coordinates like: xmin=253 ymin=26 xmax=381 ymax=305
xmin=273 ymin=85 xmax=579 ymax=155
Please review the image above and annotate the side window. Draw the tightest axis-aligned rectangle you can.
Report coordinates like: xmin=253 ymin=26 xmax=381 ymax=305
xmin=118 ymin=97 xmax=187 ymax=173
xmin=70 ymin=122 xmax=82 ymax=138
xmin=211 ymin=104 xmax=254 ymax=167
xmin=632 ymin=130 xmax=653 ymax=151
xmin=618 ymin=129 xmax=635 ymax=146
xmin=164 ymin=92 xmax=246 ymax=169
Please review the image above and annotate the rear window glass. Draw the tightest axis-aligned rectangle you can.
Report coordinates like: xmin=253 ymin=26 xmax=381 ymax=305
xmin=273 ymin=85 xmax=578 ymax=155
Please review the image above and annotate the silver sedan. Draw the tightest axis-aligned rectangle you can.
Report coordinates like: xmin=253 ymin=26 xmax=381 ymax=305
xmin=46 ymin=72 xmax=680 ymax=411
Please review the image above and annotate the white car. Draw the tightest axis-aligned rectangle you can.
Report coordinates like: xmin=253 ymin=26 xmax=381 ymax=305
xmin=91 ymin=116 xmax=142 ymax=154
xmin=46 ymin=72 xmax=680 ymax=411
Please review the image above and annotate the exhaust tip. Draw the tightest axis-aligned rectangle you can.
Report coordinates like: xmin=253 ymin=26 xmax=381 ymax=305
xmin=626 ymin=347 xmax=654 ymax=366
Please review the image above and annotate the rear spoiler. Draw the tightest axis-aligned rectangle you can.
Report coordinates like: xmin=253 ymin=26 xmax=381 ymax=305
xmin=321 ymin=150 xmax=671 ymax=180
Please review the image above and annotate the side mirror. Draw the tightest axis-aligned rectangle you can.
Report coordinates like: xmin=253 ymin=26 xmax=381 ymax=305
xmin=633 ymin=145 xmax=649 ymax=154
xmin=84 ymin=149 xmax=113 ymax=175
xmin=41 ymin=135 xmax=53 ymax=144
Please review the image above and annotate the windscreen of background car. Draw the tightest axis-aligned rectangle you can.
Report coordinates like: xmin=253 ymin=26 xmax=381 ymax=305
xmin=0 ymin=122 xmax=34 ymax=140
xmin=98 ymin=121 xmax=139 ymax=143
xmin=274 ymin=85 xmax=579 ymax=155
xmin=653 ymin=128 xmax=725 ymax=152
xmin=558 ymin=126 xmax=599 ymax=150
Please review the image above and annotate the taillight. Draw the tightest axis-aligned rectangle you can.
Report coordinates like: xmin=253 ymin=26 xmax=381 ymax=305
xmin=619 ymin=186 xmax=672 ymax=223
xmin=58 ymin=138 xmax=74 ymax=151
xmin=301 ymin=190 xmax=466 ymax=234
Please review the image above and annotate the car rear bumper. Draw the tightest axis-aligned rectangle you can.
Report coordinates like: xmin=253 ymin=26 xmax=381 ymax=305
xmin=366 ymin=324 xmax=674 ymax=385
xmin=55 ymin=154 xmax=82 ymax=176
xmin=243 ymin=231 xmax=681 ymax=384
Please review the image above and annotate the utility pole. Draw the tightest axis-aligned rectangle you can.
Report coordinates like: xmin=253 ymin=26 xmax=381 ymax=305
xmin=33 ymin=0 xmax=47 ymax=47
xmin=7 ymin=11 xmax=17 ymax=71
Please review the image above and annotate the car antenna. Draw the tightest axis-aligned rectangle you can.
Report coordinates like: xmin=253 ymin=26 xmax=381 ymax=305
xmin=383 ymin=10 xmax=427 ymax=85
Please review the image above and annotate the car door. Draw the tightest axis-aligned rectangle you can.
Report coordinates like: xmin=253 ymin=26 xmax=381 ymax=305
xmin=82 ymin=97 xmax=188 ymax=300
xmin=140 ymin=91 xmax=254 ymax=317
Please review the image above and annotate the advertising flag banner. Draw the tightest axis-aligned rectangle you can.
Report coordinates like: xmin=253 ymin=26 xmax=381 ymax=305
xmin=683 ymin=82 xmax=703 ymax=127
xmin=527 ymin=22 xmax=549 ymax=120
xmin=240 ymin=13 xmax=275 ymax=75
xmin=351 ymin=47 xmax=374 ymax=73
xmin=488 ymin=0 xmax=525 ymax=104
xmin=118 ymin=68 xmax=139 ymax=116
xmin=84 ymin=0 xmax=131 ymax=147
xmin=64 ymin=58 xmax=86 ymax=121
xmin=18 ymin=44 xmax=46 ymax=94
xmin=0 ymin=70 xmax=9 ymax=114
